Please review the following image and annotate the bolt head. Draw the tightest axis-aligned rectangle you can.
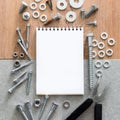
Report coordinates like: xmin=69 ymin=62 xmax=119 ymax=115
xmin=87 ymin=33 xmax=94 ymax=37
xmin=16 ymin=105 xmax=23 ymax=112
xmin=92 ymin=4 xmax=98 ymax=10
xmin=16 ymin=27 xmax=21 ymax=32
xmin=22 ymin=1 xmax=28 ymax=7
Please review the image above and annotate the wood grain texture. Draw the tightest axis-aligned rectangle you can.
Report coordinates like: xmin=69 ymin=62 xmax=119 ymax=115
xmin=0 ymin=0 xmax=120 ymax=59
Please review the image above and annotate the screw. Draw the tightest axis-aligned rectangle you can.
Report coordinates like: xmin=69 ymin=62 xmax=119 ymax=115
xmin=11 ymin=60 xmax=33 ymax=74
xmin=26 ymin=71 xmax=32 ymax=96
xmin=17 ymin=39 xmax=31 ymax=60
xmin=16 ymin=27 xmax=26 ymax=48
xmin=13 ymin=71 xmax=27 ymax=84
xmin=22 ymin=12 xmax=31 ymax=21
xmin=39 ymin=95 xmax=49 ymax=119
xmin=26 ymin=24 xmax=31 ymax=50
xmin=25 ymin=102 xmax=35 ymax=120
xmin=86 ymin=21 xmax=97 ymax=26
xmin=81 ymin=8 xmax=85 ymax=20
xmin=87 ymin=33 xmax=94 ymax=90
xmin=19 ymin=1 xmax=28 ymax=13
xmin=16 ymin=105 xmax=29 ymax=120
xmin=8 ymin=73 xmax=28 ymax=94
xmin=45 ymin=102 xmax=58 ymax=120
xmin=44 ymin=13 xmax=61 ymax=25
xmin=85 ymin=4 xmax=98 ymax=18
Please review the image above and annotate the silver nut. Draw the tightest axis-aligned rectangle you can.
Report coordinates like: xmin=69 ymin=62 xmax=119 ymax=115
xmin=39 ymin=3 xmax=46 ymax=11
xmin=100 ymin=32 xmax=108 ymax=40
xmin=14 ymin=60 xmax=21 ymax=68
xmin=13 ymin=52 xmax=19 ymax=58
xmin=98 ymin=42 xmax=105 ymax=50
xmin=108 ymin=38 xmax=116 ymax=46
xmin=106 ymin=49 xmax=113 ymax=57
xmin=20 ymin=53 xmax=25 ymax=59
xmin=94 ymin=60 xmax=102 ymax=69
xmin=98 ymin=50 xmax=105 ymax=58
xmin=30 ymin=2 xmax=37 ymax=10
xmin=32 ymin=11 xmax=40 ymax=19
xmin=92 ymin=39 xmax=98 ymax=47
xmin=34 ymin=99 xmax=41 ymax=108
xmin=40 ymin=14 xmax=48 ymax=23
xmin=63 ymin=100 xmax=70 ymax=109
xmin=103 ymin=60 xmax=111 ymax=68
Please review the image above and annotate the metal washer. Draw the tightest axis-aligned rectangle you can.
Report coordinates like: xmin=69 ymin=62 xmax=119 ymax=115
xmin=30 ymin=2 xmax=37 ymax=10
xmin=66 ymin=11 xmax=76 ymax=23
xmin=57 ymin=0 xmax=67 ymax=10
xmin=63 ymin=100 xmax=70 ymax=109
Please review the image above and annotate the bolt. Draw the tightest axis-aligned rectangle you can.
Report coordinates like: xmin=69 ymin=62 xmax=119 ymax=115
xmin=8 ymin=73 xmax=28 ymax=94
xmin=11 ymin=60 xmax=33 ymax=74
xmin=19 ymin=1 xmax=28 ymax=13
xmin=87 ymin=33 xmax=94 ymax=90
xmin=16 ymin=105 xmax=29 ymax=120
xmin=85 ymin=4 xmax=98 ymax=18
xmin=45 ymin=102 xmax=58 ymax=120
xmin=26 ymin=24 xmax=31 ymax=50
xmin=86 ymin=21 xmax=97 ymax=26
xmin=17 ymin=39 xmax=31 ymax=60
xmin=22 ymin=12 xmax=31 ymax=21
xmin=81 ymin=8 xmax=85 ymax=20
xmin=13 ymin=71 xmax=27 ymax=84
xmin=44 ymin=13 xmax=61 ymax=25
xmin=26 ymin=71 xmax=32 ymax=96
xmin=16 ymin=27 xmax=26 ymax=48
xmin=39 ymin=95 xmax=49 ymax=119
xmin=25 ymin=102 xmax=35 ymax=120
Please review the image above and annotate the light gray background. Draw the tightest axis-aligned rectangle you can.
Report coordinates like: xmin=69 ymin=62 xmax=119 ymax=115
xmin=0 ymin=60 xmax=120 ymax=120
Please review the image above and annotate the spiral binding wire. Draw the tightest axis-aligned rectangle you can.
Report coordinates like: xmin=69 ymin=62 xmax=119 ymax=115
xmin=37 ymin=27 xmax=82 ymax=31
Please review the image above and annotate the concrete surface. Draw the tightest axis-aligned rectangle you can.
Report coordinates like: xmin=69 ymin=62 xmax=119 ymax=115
xmin=0 ymin=60 xmax=120 ymax=120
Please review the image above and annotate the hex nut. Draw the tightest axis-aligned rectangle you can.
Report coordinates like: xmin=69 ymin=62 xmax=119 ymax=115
xmin=98 ymin=42 xmax=105 ymax=50
xmin=34 ymin=99 xmax=41 ymax=108
xmin=94 ymin=60 xmax=102 ymax=69
xmin=108 ymin=38 xmax=116 ymax=46
xmin=32 ymin=11 xmax=40 ymax=19
xmin=40 ymin=14 xmax=48 ymax=22
xmin=30 ymin=2 xmax=37 ymax=10
xmin=106 ymin=49 xmax=113 ymax=57
xmin=39 ymin=3 xmax=46 ymax=11
xmin=20 ymin=53 xmax=25 ymax=59
xmin=13 ymin=52 xmax=19 ymax=58
xmin=63 ymin=100 xmax=70 ymax=109
xmin=98 ymin=50 xmax=105 ymax=58
xmin=100 ymin=32 xmax=108 ymax=40
xmin=103 ymin=60 xmax=111 ymax=68
xmin=92 ymin=39 xmax=98 ymax=47
xmin=14 ymin=60 xmax=21 ymax=68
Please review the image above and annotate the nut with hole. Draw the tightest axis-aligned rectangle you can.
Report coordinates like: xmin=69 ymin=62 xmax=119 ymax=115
xmin=98 ymin=42 xmax=105 ymax=50
xmin=98 ymin=50 xmax=105 ymax=58
xmin=106 ymin=49 xmax=113 ymax=57
xmin=13 ymin=52 xmax=19 ymax=58
xmin=108 ymin=38 xmax=116 ymax=46
xmin=20 ymin=53 xmax=25 ymax=59
xmin=100 ymin=32 xmax=108 ymax=40
xmin=34 ymin=99 xmax=41 ymax=108
xmin=14 ymin=60 xmax=21 ymax=68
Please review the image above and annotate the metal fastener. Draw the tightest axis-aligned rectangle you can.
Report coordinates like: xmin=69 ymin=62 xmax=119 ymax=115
xmin=11 ymin=60 xmax=33 ymax=74
xmin=22 ymin=12 xmax=31 ymax=21
xmin=26 ymin=71 xmax=32 ymax=96
xmin=13 ymin=52 xmax=19 ymax=58
xmin=16 ymin=105 xmax=29 ymax=120
xmin=85 ymin=4 xmax=98 ymax=18
xmin=46 ymin=0 xmax=53 ymax=10
xmin=39 ymin=95 xmax=49 ymax=119
xmin=81 ymin=8 xmax=85 ymax=20
xmin=16 ymin=27 xmax=26 ymax=48
xmin=63 ymin=100 xmax=70 ymax=109
xmin=19 ymin=1 xmax=28 ymax=13
xmin=14 ymin=60 xmax=21 ymax=68
xmin=45 ymin=102 xmax=58 ymax=120
xmin=8 ymin=73 xmax=28 ymax=94
xmin=34 ymin=99 xmax=41 ymax=108
xmin=87 ymin=33 xmax=94 ymax=90
xmin=26 ymin=23 xmax=31 ymax=50
xmin=13 ymin=71 xmax=27 ymax=84
xmin=25 ymin=102 xmax=35 ymax=120
xmin=17 ymin=39 xmax=31 ymax=60
xmin=44 ymin=13 xmax=61 ymax=25
xmin=20 ymin=53 xmax=25 ymax=59
xmin=86 ymin=21 xmax=97 ymax=26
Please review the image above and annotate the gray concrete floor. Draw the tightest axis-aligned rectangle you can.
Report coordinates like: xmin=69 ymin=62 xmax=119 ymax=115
xmin=0 ymin=60 xmax=120 ymax=120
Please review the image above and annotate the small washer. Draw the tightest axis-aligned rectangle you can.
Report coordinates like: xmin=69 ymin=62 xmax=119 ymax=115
xmin=96 ymin=70 xmax=103 ymax=78
xmin=63 ymin=100 xmax=70 ymax=109
xmin=40 ymin=14 xmax=47 ymax=22
xmin=103 ymin=60 xmax=111 ymax=68
xmin=108 ymin=38 xmax=116 ymax=46
xmin=98 ymin=50 xmax=105 ymax=58
xmin=95 ymin=60 xmax=102 ymax=69
xmin=100 ymin=32 xmax=108 ymax=40
xmin=106 ymin=49 xmax=113 ymax=57
xmin=92 ymin=39 xmax=98 ymax=47
xmin=57 ymin=0 xmax=67 ymax=10
xmin=39 ymin=3 xmax=46 ymax=11
xmin=32 ymin=11 xmax=40 ymax=19
xmin=22 ymin=12 xmax=31 ymax=21
xmin=30 ymin=2 xmax=37 ymax=10
xmin=35 ymin=0 xmax=41 ymax=2
xmin=92 ymin=51 xmax=97 ymax=59
xmin=66 ymin=11 xmax=76 ymax=23
xmin=98 ymin=42 xmax=105 ymax=50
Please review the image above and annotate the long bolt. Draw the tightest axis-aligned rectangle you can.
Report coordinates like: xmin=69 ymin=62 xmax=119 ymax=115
xmin=39 ymin=95 xmax=49 ymax=120
xmin=11 ymin=60 xmax=33 ymax=74
xmin=26 ymin=24 xmax=31 ymax=50
xmin=25 ymin=102 xmax=34 ymax=120
xmin=8 ymin=74 xmax=28 ymax=94
xmin=85 ymin=4 xmax=98 ymax=18
xmin=13 ymin=71 xmax=27 ymax=84
xmin=86 ymin=21 xmax=97 ymax=26
xmin=44 ymin=13 xmax=61 ymax=25
xmin=87 ymin=33 xmax=94 ymax=90
xmin=26 ymin=71 xmax=32 ymax=96
xmin=45 ymin=102 xmax=58 ymax=120
xmin=16 ymin=27 xmax=26 ymax=48
xmin=19 ymin=1 xmax=28 ymax=13
xmin=16 ymin=105 xmax=29 ymax=120
xmin=17 ymin=39 xmax=31 ymax=60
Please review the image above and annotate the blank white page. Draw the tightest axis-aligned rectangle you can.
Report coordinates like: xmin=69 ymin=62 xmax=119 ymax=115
xmin=36 ymin=27 xmax=84 ymax=95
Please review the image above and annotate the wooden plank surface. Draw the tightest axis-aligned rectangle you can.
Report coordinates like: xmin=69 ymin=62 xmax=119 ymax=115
xmin=0 ymin=0 xmax=120 ymax=59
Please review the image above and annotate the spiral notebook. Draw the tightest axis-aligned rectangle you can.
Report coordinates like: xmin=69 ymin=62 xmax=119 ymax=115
xmin=36 ymin=27 xmax=84 ymax=95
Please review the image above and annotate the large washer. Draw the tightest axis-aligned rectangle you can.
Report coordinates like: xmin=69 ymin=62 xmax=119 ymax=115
xmin=66 ymin=11 xmax=76 ymax=23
